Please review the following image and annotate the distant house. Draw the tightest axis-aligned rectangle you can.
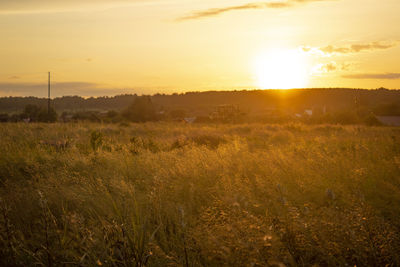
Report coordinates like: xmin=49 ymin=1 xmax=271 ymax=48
xmin=376 ymin=116 xmax=400 ymax=126
xmin=304 ymin=109 xmax=313 ymax=116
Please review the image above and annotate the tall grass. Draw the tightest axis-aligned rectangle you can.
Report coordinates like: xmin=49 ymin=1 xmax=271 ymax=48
xmin=0 ymin=122 xmax=399 ymax=266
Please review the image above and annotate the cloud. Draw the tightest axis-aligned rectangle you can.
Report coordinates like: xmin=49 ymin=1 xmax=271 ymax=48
xmin=303 ymin=41 xmax=399 ymax=56
xmin=312 ymin=62 xmax=336 ymax=74
xmin=342 ymin=73 xmax=400 ymax=80
xmin=0 ymin=82 xmax=132 ymax=97
xmin=177 ymin=0 xmax=332 ymax=21
xmin=312 ymin=61 xmax=353 ymax=74
xmin=321 ymin=42 xmax=397 ymax=54
xmin=8 ymin=76 xmax=20 ymax=80
xmin=340 ymin=62 xmax=352 ymax=71
xmin=322 ymin=62 xmax=337 ymax=72
xmin=0 ymin=0 xmax=162 ymax=15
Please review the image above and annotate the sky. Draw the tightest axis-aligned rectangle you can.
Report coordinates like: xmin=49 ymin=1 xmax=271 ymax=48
xmin=0 ymin=0 xmax=399 ymax=97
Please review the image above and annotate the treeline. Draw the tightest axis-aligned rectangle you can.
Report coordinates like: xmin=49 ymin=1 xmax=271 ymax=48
xmin=1 ymin=88 xmax=400 ymax=114
xmin=0 ymin=96 xmax=165 ymax=123
xmin=0 ymin=104 xmax=58 ymax=123
xmin=1 ymin=95 xmax=399 ymax=126
xmin=1 ymin=88 xmax=400 ymax=125
xmin=0 ymin=95 xmax=136 ymax=113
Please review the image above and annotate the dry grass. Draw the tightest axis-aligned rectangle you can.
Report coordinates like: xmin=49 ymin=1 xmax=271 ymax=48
xmin=0 ymin=122 xmax=399 ymax=266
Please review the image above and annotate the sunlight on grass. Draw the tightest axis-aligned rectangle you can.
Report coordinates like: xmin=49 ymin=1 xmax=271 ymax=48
xmin=0 ymin=123 xmax=399 ymax=266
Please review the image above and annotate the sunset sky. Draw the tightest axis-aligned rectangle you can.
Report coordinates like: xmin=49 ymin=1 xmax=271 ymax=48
xmin=0 ymin=0 xmax=399 ymax=97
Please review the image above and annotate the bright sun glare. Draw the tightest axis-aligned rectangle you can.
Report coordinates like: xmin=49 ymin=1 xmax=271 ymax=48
xmin=253 ymin=49 xmax=309 ymax=89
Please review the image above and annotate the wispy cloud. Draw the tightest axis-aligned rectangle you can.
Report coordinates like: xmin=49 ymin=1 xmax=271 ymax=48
xmin=302 ymin=41 xmax=399 ymax=56
xmin=312 ymin=61 xmax=353 ymax=74
xmin=0 ymin=82 xmax=129 ymax=97
xmin=342 ymin=73 xmax=400 ymax=80
xmin=0 ymin=0 xmax=162 ymax=15
xmin=177 ymin=0 xmax=333 ymax=21
xmin=312 ymin=62 xmax=338 ymax=73
xmin=321 ymin=42 xmax=398 ymax=54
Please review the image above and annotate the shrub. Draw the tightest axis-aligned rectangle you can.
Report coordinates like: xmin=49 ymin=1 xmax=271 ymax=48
xmin=90 ymin=131 xmax=103 ymax=151
xmin=21 ymin=104 xmax=58 ymax=122
xmin=123 ymin=96 xmax=157 ymax=122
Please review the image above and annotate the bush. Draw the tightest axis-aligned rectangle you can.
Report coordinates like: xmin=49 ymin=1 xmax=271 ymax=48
xmin=364 ymin=114 xmax=383 ymax=126
xmin=330 ymin=110 xmax=361 ymax=125
xmin=123 ymin=96 xmax=157 ymax=122
xmin=0 ymin=113 xmax=9 ymax=122
xmin=21 ymin=104 xmax=58 ymax=122
xmin=90 ymin=131 xmax=103 ymax=151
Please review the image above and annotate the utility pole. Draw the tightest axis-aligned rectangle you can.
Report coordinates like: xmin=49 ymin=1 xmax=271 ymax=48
xmin=48 ymin=72 xmax=51 ymax=115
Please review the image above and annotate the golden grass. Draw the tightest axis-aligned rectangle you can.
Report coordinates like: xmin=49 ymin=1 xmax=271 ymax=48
xmin=0 ymin=122 xmax=399 ymax=266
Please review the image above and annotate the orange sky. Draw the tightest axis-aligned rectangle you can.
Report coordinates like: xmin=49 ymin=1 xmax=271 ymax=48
xmin=0 ymin=0 xmax=399 ymax=97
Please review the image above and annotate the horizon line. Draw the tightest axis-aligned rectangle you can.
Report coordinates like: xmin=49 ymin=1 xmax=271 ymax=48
xmin=1 ymin=87 xmax=398 ymax=99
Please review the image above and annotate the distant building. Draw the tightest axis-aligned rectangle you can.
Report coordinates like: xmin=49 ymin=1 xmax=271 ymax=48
xmin=295 ymin=113 xmax=302 ymax=118
xmin=376 ymin=116 xmax=400 ymax=126
xmin=304 ymin=109 xmax=313 ymax=116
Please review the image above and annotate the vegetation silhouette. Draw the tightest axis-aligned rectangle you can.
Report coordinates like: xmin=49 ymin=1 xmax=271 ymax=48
xmin=122 ymin=96 xmax=157 ymax=122
xmin=1 ymin=89 xmax=400 ymax=114
xmin=1 ymin=89 xmax=400 ymax=125
xmin=20 ymin=104 xmax=57 ymax=122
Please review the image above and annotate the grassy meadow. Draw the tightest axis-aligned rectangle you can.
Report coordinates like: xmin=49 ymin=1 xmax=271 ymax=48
xmin=0 ymin=122 xmax=400 ymax=266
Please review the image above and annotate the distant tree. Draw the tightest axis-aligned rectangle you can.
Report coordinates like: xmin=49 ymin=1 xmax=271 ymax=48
xmin=21 ymin=104 xmax=57 ymax=122
xmin=9 ymin=114 xmax=20 ymax=122
xmin=60 ymin=111 xmax=71 ymax=122
xmin=123 ymin=96 xmax=157 ymax=122
xmin=169 ymin=109 xmax=186 ymax=119
xmin=104 ymin=110 xmax=123 ymax=123
xmin=0 ymin=113 xmax=9 ymax=122
xmin=41 ymin=107 xmax=58 ymax=122
xmin=21 ymin=104 xmax=41 ymax=121
xmin=364 ymin=114 xmax=383 ymax=126
xmin=374 ymin=103 xmax=400 ymax=116
xmin=107 ymin=110 xmax=118 ymax=118
xmin=330 ymin=110 xmax=360 ymax=125
xmin=72 ymin=111 xmax=101 ymax=122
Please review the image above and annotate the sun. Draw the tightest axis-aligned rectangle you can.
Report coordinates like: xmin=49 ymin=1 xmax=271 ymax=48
xmin=253 ymin=48 xmax=309 ymax=89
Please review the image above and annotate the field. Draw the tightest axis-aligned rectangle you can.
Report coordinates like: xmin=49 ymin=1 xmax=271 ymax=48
xmin=1 ymin=122 xmax=400 ymax=266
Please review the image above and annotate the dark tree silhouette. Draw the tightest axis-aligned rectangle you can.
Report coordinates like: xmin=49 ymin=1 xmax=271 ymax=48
xmin=21 ymin=104 xmax=57 ymax=122
xmin=122 ymin=96 xmax=157 ymax=122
